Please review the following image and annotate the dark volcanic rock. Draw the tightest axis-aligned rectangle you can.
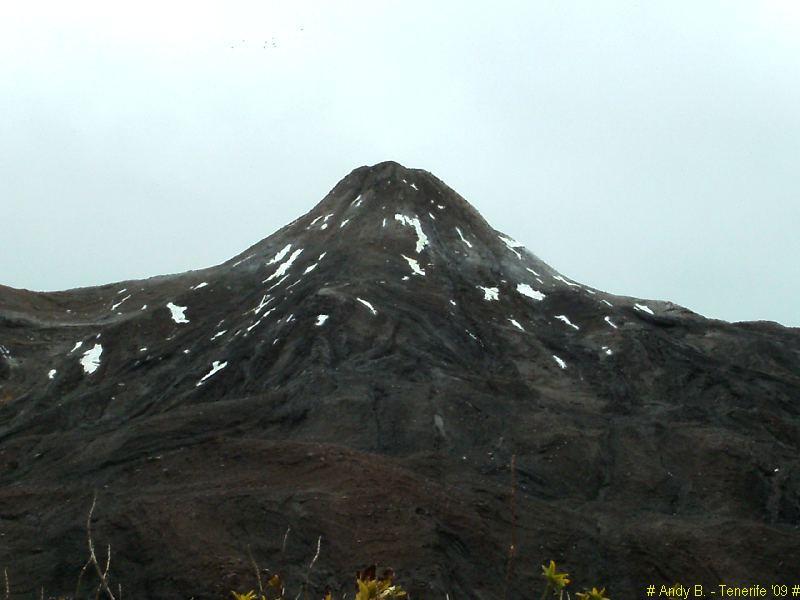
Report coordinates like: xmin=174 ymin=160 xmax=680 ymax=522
xmin=0 ymin=161 xmax=798 ymax=599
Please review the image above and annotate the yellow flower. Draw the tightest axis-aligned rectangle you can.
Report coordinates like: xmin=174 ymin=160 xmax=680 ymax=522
xmin=541 ymin=560 xmax=570 ymax=591
xmin=355 ymin=566 xmax=407 ymax=600
xmin=231 ymin=591 xmax=257 ymax=600
xmin=576 ymin=587 xmax=609 ymax=600
xmin=356 ymin=577 xmax=377 ymax=600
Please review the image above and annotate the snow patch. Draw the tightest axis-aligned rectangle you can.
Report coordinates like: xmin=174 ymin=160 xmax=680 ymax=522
xmin=508 ymin=318 xmax=525 ymax=331
xmin=191 ymin=282 xmax=208 ymax=290
xmin=455 ymin=227 xmax=472 ymax=248
xmin=498 ymin=235 xmax=524 ymax=260
xmin=265 ymin=274 xmax=289 ymax=289
xmin=356 ymin=297 xmax=377 ymax=315
xmin=552 ymin=355 xmax=567 ymax=369
xmin=253 ymin=294 xmax=273 ymax=315
xmin=80 ymin=344 xmax=103 ymax=374
xmin=516 ymin=283 xmax=545 ymax=301
xmin=394 ymin=214 xmax=429 ymax=253
xmin=265 ymin=248 xmax=304 ymax=281
xmin=477 ymin=286 xmax=500 ymax=301
xmin=604 ymin=316 xmax=618 ymax=329
xmin=401 ymin=254 xmax=426 ymax=276
xmin=111 ymin=294 xmax=131 ymax=311
xmin=247 ymin=308 xmax=275 ymax=333
xmin=268 ymin=244 xmax=293 ymax=265
xmin=555 ymin=315 xmax=580 ymax=330
xmin=211 ymin=330 xmax=227 ymax=340
xmin=196 ymin=361 xmax=227 ymax=387
xmin=69 ymin=341 xmax=83 ymax=354
xmin=634 ymin=303 xmax=654 ymax=315
xmin=303 ymin=252 xmax=326 ymax=275
xmin=315 ymin=314 xmax=329 ymax=326
xmin=48 ymin=369 xmax=57 ymax=379
xmin=166 ymin=302 xmax=189 ymax=324
xmin=553 ymin=275 xmax=580 ymax=287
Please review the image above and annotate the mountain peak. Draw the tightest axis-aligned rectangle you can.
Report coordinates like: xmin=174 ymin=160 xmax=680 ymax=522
xmin=311 ymin=160 xmax=483 ymax=221
xmin=224 ymin=160 xmax=552 ymax=296
xmin=1 ymin=163 xmax=798 ymax=599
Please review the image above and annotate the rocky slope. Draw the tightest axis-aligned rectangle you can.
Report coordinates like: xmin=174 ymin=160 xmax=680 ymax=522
xmin=1 ymin=161 xmax=798 ymax=599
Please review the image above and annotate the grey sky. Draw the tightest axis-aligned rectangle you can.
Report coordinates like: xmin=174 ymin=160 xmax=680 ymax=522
xmin=2 ymin=1 xmax=798 ymax=326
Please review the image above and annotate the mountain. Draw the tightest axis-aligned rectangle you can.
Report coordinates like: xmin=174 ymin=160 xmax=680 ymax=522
xmin=1 ymin=161 xmax=798 ymax=599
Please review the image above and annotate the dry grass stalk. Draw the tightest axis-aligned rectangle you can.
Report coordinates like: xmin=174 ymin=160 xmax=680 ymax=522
xmin=296 ymin=536 xmax=321 ymax=600
xmin=85 ymin=493 xmax=116 ymax=600
xmin=308 ymin=537 xmax=321 ymax=573
xmin=93 ymin=544 xmax=113 ymax=600
xmin=246 ymin=545 xmax=264 ymax=598
xmin=281 ymin=526 xmax=291 ymax=554
xmin=74 ymin=558 xmax=92 ymax=599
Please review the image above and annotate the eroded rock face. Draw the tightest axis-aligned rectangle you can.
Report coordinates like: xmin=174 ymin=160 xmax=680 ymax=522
xmin=0 ymin=161 xmax=798 ymax=599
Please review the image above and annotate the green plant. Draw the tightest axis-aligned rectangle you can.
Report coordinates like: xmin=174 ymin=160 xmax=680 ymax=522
xmin=541 ymin=560 xmax=570 ymax=598
xmin=576 ymin=587 xmax=610 ymax=600
xmin=539 ymin=560 xmax=610 ymax=600
xmin=231 ymin=572 xmax=284 ymax=600
xmin=231 ymin=564 xmax=408 ymax=600
xmin=354 ymin=565 xmax=407 ymax=600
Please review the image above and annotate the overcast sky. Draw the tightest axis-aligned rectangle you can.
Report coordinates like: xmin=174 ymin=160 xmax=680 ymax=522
xmin=1 ymin=1 xmax=798 ymax=326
